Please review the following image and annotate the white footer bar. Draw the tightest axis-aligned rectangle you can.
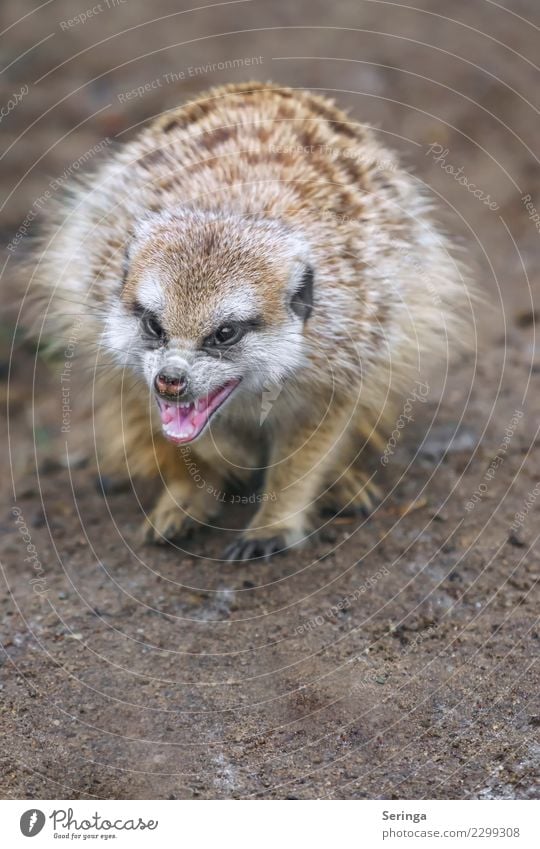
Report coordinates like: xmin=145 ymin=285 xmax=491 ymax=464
xmin=2 ymin=799 xmax=537 ymax=848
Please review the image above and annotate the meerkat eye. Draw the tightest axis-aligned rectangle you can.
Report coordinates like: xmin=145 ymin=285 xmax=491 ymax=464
xmin=202 ymin=317 xmax=263 ymax=351
xmin=290 ymin=264 xmax=314 ymax=321
xmin=216 ymin=325 xmax=239 ymax=344
xmin=140 ymin=311 xmax=166 ymax=342
xmin=206 ymin=324 xmax=244 ymax=348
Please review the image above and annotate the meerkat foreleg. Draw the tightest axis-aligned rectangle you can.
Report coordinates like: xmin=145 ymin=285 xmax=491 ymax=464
xmin=142 ymin=453 xmax=224 ymax=544
xmin=224 ymin=399 xmax=357 ymax=561
xmin=321 ymin=466 xmax=382 ymax=516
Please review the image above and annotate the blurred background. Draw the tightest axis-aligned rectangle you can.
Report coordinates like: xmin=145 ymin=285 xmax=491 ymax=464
xmin=0 ymin=0 xmax=538 ymax=800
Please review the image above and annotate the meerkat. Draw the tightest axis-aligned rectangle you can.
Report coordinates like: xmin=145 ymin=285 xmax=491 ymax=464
xmin=29 ymin=81 xmax=470 ymax=560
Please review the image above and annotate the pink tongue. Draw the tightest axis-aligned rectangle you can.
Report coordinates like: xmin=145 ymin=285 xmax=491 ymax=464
xmin=159 ymin=398 xmax=210 ymax=442
xmin=157 ymin=381 xmax=238 ymax=443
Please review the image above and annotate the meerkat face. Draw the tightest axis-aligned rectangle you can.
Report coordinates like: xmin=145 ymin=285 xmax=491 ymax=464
xmin=103 ymin=209 xmax=313 ymax=444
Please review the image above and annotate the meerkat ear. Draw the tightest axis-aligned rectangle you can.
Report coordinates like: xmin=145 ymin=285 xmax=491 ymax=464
xmin=290 ymin=264 xmax=314 ymax=321
xmin=132 ymin=212 xmax=161 ymax=242
xmin=122 ymin=213 xmax=161 ymax=286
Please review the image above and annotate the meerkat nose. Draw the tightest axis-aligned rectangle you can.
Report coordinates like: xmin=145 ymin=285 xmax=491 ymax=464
xmin=154 ymin=368 xmax=187 ymax=398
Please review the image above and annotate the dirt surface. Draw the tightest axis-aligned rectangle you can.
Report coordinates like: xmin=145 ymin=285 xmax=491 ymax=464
xmin=1 ymin=0 xmax=539 ymax=799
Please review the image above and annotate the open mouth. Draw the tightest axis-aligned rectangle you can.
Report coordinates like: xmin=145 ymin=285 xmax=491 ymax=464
xmin=155 ymin=379 xmax=240 ymax=444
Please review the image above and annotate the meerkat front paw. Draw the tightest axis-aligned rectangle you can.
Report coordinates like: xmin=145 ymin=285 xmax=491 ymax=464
xmin=142 ymin=503 xmax=198 ymax=544
xmin=223 ymin=522 xmax=307 ymax=562
xmin=141 ymin=483 xmax=216 ymax=545
xmin=322 ymin=469 xmax=382 ymax=517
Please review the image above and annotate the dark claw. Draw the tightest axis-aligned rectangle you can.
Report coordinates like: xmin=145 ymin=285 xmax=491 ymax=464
xmin=348 ymin=503 xmax=371 ymax=518
xmin=164 ymin=525 xmax=179 ymax=541
xmin=147 ymin=517 xmax=196 ymax=546
xmin=321 ymin=503 xmax=370 ymax=520
xmin=224 ymin=535 xmax=286 ymax=562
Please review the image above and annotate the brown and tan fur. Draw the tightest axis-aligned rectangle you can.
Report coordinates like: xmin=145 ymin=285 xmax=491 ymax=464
xmin=28 ymin=82 xmax=470 ymax=560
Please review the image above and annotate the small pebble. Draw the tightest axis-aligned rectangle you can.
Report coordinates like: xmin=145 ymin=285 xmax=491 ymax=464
xmin=508 ymin=533 xmax=526 ymax=548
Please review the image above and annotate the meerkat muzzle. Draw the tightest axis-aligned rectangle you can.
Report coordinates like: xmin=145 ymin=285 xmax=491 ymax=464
xmin=155 ymin=378 xmax=240 ymax=443
xmin=154 ymin=368 xmax=187 ymax=399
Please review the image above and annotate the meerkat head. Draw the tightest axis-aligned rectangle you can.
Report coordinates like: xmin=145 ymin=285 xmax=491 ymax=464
xmin=103 ymin=208 xmax=313 ymax=443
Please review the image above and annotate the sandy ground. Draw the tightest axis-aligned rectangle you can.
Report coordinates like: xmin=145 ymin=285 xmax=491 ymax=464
xmin=0 ymin=0 xmax=539 ymax=799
